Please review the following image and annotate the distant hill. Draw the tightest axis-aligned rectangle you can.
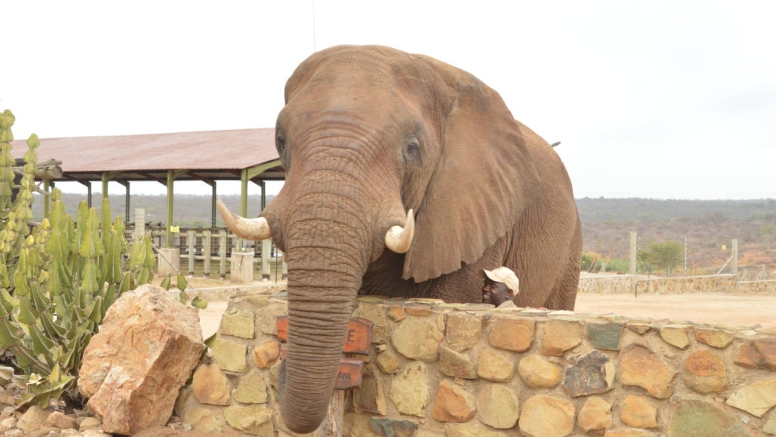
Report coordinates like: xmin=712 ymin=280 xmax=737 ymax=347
xmin=31 ymin=194 xmax=776 ymax=276
xmin=576 ymin=198 xmax=776 ymax=276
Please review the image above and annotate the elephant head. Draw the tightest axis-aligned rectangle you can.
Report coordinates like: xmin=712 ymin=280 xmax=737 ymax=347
xmin=219 ymin=45 xmax=560 ymax=432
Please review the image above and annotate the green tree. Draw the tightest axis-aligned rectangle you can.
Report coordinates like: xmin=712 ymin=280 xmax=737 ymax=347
xmin=645 ymin=241 xmax=683 ymax=277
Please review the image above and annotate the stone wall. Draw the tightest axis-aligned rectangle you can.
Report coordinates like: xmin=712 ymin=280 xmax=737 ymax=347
xmin=579 ymin=274 xmax=776 ymax=295
xmin=176 ymin=292 xmax=776 ymax=436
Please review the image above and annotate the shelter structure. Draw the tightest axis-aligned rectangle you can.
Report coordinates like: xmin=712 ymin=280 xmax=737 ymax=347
xmin=10 ymin=128 xmax=283 ymax=249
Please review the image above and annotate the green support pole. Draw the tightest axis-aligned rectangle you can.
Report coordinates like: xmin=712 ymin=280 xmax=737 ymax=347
xmin=101 ymin=173 xmax=109 ymax=199
xmin=210 ymin=180 xmax=217 ymax=228
xmin=166 ymin=170 xmax=174 ymax=248
xmin=43 ymin=180 xmax=50 ymax=218
xmin=87 ymin=183 xmax=92 ymax=208
xmin=261 ymin=180 xmax=266 ymax=210
xmin=125 ymin=181 xmax=130 ymax=224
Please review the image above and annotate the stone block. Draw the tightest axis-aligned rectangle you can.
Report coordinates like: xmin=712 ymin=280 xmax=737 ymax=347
xmin=693 ymin=327 xmax=735 ymax=348
xmin=587 ymin=322 xmax=624 ymax=350
xmin=519 ymin=394 xmax=575 ymax=437
xmin=668 ymin=399 xmax=751 ymax=436
xmin=476 ymin=384 xmax=519 ymax=429
xmin=439 ymin=345 xmax=477 ymax=379
xmin=682 ymin=350 xmax=728 ymax=394
xmin=229 ymin=251 xmax=254 ymax=283
xmin=376 ymin=349 xmax=401 ymax=374
xmin=370 ymin=418 xmax=418 ymax=437
xmin=392 ymin=316 xmax=444 ymax=362
xmin=445 ymin=312 xmax=482 ymax=352
xmin=735 ymin=337 xmax=776 ymax=371
xmin=157 ymin=248 xmax=180 ymax=277
xmin=578 ymin=396 xmax=612 ymax=432
xmin=233 ymin=370 xmax=268 ymax=404
xmin=518 ymin=354 xmax=562 ymax=388
xmin=431 ymin=379 xmax=476 ymax=423
xmin=620 ymin=394 xmax=658 ymax=428
xmin=389 ymin=361 xmax=429 ymax=417
xmin=223 ymin=404 xmax=273 ymax=435
xmin=252 ymin=340 xmax=280 ymax=369
xmin=353 ymin=367 xmax=387 ymax=415
xmin=219 ymin=308 xmax=255 ymax=339
xmin=726 ymin=378 xmax=776 ymax=417
xmin=660 ymin=325 xmax=691 ymax=349
xmin=213 ymin=338 xmax=248 ymax=373
xmin=477 ymin=348 xmax=516 ymax=382
xmin=192 ymin=364 xmax=231 ymax=406
xmin=541 ymin=319 xmax=584 ymax=356
xmin=620 ymin=344 xmax=676 ymax=399
xmin=562 ymin=350 xmax=615 ymax=397
xmin=488 ymin=316 xmax=534 ymax=352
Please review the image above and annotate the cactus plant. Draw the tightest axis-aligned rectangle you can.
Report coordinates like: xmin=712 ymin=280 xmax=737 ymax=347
xmin=0 ymin=110 xmax=155 ymax=408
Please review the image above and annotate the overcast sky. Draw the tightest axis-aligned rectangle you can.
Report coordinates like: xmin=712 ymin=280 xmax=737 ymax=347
xmin=4 ymin=1 xmax=775 ymax=200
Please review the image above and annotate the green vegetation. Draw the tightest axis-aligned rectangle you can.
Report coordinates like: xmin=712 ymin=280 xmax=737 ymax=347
xmin=638 ymin=241 xmax=683 ymax=277
xmin=0 ymin=110 xmax=157 ymax=408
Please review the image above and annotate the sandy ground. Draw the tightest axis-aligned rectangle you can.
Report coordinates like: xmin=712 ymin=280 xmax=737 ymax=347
xmin=574 ymin=292 xmax=776 ymax=329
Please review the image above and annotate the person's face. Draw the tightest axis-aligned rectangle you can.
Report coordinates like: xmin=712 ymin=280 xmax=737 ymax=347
xmin=482 ymin=278 xmax=513 ymax=306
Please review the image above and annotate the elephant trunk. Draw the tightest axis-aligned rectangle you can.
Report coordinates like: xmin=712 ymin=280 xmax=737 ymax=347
xmin=279 ymin=210 xmax=370 ymax=433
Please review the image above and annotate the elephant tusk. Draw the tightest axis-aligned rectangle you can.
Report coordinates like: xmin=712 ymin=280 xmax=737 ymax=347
xmin=216 ymin=199 xmax=272 ymax=241
xmin=385 ymin=209 xmax=415 ymax=254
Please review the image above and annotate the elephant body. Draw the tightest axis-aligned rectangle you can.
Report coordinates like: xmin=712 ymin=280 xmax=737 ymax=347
xmin=220 ymin=45 xmax=581 ymax=432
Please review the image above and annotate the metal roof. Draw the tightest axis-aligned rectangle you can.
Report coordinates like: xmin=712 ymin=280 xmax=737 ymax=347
xmin=10 ymin=128 xmax=284 ymax=185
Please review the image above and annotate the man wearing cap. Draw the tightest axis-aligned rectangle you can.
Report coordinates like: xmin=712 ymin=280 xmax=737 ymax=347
xmin=482 ymin=267 xmax=520 ymax=308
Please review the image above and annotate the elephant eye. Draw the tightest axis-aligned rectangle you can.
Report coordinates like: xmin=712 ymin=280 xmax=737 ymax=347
xmin=276 ymin=131 xmax=288 ymax=164
xmin=276 ymin=133 xmax=286 ymax=152
xmin=403 ymin=136 xmax=422 ymax=164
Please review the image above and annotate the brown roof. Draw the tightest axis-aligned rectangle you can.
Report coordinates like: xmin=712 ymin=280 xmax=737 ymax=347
xmin=10 ymin=128 xmax=283 ymax=184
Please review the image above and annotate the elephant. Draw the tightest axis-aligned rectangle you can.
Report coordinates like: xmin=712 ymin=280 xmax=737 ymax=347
xmin=218 ymin=45 xmax=582 ymax=433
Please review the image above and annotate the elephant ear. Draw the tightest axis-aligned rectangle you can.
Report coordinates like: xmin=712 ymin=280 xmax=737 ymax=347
xmin=403 ymin=59 xmax=542 ymax=282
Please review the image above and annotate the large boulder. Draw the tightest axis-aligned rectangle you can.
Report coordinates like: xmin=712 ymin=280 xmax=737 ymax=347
xmin=78 ymin=285 xmax=204 ymax=435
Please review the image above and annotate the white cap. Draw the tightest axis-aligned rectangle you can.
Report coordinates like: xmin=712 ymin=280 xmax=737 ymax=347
xmin=483 ymin=267 xmax=520 ymax=294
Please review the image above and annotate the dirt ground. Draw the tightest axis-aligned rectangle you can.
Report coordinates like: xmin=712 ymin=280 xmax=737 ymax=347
xmin=132 ymin=283 xmax=776 ymax=436
xmin=574 ymin=292 xmax=776 ymax=329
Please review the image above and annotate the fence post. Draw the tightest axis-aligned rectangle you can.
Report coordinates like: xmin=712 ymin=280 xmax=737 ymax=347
xmin=262 ymin=239 xmax=272 ymax=281
xmin=187 ymin=230 xmax=196 ymax=276
xmin=629 ymin=231 xmax=637 ymax=275
xmin=731 ymin=239 xmax=738 ymax=275
xmin=203 ymin=230 xmax=212 ymax=279
xmin=219 ymin=230 xmax=227 ymax=280
xmin=134 ymin=208 xmax=145 ymax=239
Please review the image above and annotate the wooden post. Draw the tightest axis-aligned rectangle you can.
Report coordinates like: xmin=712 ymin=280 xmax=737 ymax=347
xmin=187 ymin=230 xmax=196 ymax=276
xmin=731 ymin=239 xmax=738 ymax=275
xmin=313 ymin=391 xmax=345 ymax=437
xmin=134 ymin=208 xmax=145 ymax=240
xmin=262 ymin=239 xmax=271 ymax=281
xmin=219 ymin=230 xmax=227 ymax=279
xmin=203 ymin=230 xmax=212 ymax=278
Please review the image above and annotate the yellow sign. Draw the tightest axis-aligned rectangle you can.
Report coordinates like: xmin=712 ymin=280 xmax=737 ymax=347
xmin=170 ymin=225 xmax=180 ymax=233
xmin=721 ymin=245 xmax=726 ymax=250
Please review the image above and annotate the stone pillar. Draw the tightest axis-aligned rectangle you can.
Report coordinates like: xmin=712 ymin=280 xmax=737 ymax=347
xmin=158 ymin=248 xmax=180 ymax=277
xmin=261 ymin=240 xmax=272 ymax=281
xmin=231 ymin=252 xmax=254 ymax=283
xmin=134 ymin=208 xmax=145 ymax=239
xmin=731 ymin=239 xmax=738 ymax=275
xmin=629 ymin=231 xmax=638 ymax=275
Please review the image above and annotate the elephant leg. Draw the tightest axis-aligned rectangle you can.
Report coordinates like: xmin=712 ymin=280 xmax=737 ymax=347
xmin=508 ymin=197 xmax=580 ymax=310
xmin=543 ymin=218 xmax=582 ymax=310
